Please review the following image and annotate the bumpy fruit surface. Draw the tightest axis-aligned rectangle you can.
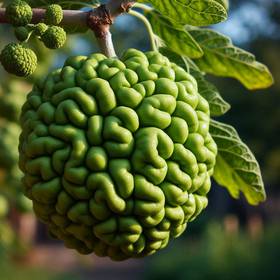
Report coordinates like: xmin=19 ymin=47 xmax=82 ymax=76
xmin=19 ymin=49 xmax=217 ymax=260
xmin=41 ymin=26 xmax=66 ymax=49
xmin=45 ymin=4 xmax=63 ymax=25
xmin=5 ymin=0 xmax=33 ymax=26
xmin=33 ymin=23 xmax=48 ymax=36
xmin=0 ymin=43 xmax=37 ymax=77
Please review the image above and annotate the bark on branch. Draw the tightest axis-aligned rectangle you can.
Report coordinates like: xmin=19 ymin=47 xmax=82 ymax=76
xmin=0 ymin=8 xmax=88 ymax=25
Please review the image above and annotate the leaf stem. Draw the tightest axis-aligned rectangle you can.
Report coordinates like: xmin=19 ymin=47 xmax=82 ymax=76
xmin=133 ymin=2 xmax=153 ymax=12
xmin=129 ymin=10 xmax=157 ymax=52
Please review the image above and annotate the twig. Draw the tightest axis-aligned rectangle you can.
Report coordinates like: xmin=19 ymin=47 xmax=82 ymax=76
xmin=87 ymin=0 xmax=136 ymax=57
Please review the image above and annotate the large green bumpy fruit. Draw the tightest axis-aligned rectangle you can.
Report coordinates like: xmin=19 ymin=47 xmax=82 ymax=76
xmin=19 ymin=49 xmax=217 ymax=260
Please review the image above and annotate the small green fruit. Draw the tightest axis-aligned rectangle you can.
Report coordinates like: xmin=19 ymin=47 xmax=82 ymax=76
xmin=45 ymin=4 xmax=63 ymax=25
xmin=34 ymin=23 xmax=48 ymax=36
xmin=5 ymin=0 xmax=33 ymax=27
xmin=0 ymin=43 xmax=37 ymax=76
xmin=41 ymin=26 xmax=66 ymax=49
xmin=14 ymin=26 xmax=30 ymax=42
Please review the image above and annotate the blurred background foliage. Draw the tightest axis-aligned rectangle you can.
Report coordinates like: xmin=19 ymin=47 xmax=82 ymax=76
xmin=0 ymin=0 xmax=279 ymax=279
xmin=145 ymin=222 xmax=280 ymax=280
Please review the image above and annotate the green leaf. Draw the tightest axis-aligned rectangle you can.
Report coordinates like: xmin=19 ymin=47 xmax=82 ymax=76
xmin=215 ymin=0 xmax=229 ymax=10
xmin=160 ymin=48 xmax=230 ymax=117
xmin=191 ymin=69 xmax=230 ymax=116
xmin=147 ymin=11 xmax=203 ymax=58
xmin=140 ymin=0 xmax=227 ymax=26
xmin=210 ymin=120 xmax=266 ymax=205
xmin=189 ymin=28 xmax=274 ymax=89
xmin=159 ymin=48 xmax=190 ymax=70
